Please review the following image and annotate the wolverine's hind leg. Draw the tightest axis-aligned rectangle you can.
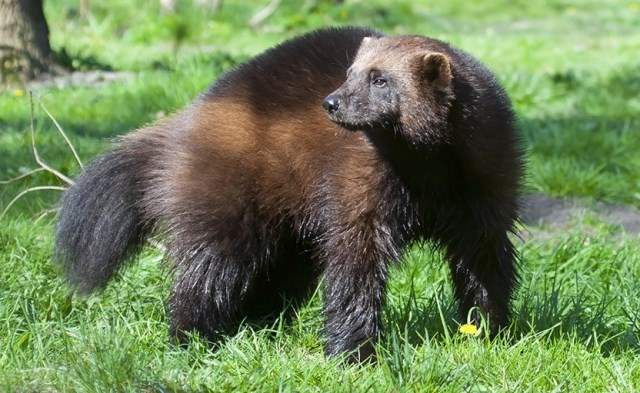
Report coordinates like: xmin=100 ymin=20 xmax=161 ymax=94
xmin=164 ymin=208 xmax=279 ymax=344
xmin=167 ymin=242 xmax=262 ymax=343
xmin=168 ymin=234 xmax=318 ymax=342
xmin=243 ymin=238 xmax=319 ymax=321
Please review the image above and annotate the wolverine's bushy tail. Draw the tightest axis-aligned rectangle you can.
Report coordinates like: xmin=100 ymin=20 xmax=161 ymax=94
xmin=55 ymin=141 xmax=153 ymax=294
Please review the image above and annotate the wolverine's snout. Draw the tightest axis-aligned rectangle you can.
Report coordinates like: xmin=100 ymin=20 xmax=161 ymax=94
xmin=323 ymin=89 xmax=362 ymax=131
xmin=322 ymin=94 xmax=340 ymax=114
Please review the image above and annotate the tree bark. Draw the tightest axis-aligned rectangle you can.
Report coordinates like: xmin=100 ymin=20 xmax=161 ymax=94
xmin=160 ymin=0 xmax=176 ymax=13
xmin=0 ymin=0 xmax=61 ymax=83
xmin=195 ymin=0 xmax=223 ymax=13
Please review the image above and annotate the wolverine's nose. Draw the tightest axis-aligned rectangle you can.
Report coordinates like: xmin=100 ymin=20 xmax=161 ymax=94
xmin=322 ymin=95 xmax=340 ymax=114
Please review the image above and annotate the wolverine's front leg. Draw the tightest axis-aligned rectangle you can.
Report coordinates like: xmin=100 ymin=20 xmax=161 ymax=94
xmin=321 ymin=219 xmax=399 ymax=363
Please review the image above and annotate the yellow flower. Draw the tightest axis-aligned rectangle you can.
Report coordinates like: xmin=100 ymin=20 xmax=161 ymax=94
xmin=458 ymin=323 xmax=479 ymax=336
xmin=13 ymin=89 xmax=24 ymax=97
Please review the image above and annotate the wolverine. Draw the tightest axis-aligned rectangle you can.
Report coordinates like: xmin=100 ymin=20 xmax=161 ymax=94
xmin=55 ymin=27 xmax=523 ymax=363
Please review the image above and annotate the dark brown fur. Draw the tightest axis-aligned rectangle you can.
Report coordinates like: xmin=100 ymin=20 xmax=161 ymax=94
xmin=55 ymin=27 xmax=523 ymax=363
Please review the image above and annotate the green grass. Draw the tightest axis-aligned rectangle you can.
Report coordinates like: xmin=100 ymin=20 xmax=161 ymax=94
xmin=1 ymin=221 xmax=639 ymax=391
xmin=1 ymin=0 xmax=639 ymax=391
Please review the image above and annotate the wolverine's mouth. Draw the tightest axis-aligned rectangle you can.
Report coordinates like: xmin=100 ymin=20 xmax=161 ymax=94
xmin=329 ymin=116 xmax=396 ymax=133
xmin=327 ymin=113 xmax=372 ymax=132
xmin=333 ymin=120 xmax=365 ymax=132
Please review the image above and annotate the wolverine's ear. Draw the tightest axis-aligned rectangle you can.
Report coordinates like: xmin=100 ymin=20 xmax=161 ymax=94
xmin=421 ymin=52 xmax=452 ymax=88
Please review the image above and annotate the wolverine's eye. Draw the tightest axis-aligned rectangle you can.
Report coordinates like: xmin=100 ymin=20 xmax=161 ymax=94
xmin=372 ymin=77 xmax=387 ymax=88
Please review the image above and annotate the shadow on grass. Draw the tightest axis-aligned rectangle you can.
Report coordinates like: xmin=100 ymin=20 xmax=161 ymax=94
xmin=511 ymin=280 xmax=640 ymax=355
xmin=381 ymin=277 xmax=640 ymax=356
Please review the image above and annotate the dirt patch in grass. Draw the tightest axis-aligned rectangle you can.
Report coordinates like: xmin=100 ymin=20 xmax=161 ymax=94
xmin=27 ymin=70 xmax=134 ymax=90
xmin=520 ymin=193 xmax=640 ymax=238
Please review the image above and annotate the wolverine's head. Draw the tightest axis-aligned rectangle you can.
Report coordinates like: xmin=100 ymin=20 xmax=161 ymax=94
xmin=323 ymin=35 xmax=455 ymax=144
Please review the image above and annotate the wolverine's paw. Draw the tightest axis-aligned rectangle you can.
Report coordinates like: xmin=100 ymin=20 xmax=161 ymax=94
xmin=325 ymin=338 xmax=377 ymax=365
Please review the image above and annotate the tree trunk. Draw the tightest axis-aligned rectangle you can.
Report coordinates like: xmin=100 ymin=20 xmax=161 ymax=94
xmin=160 ymin=0 xmax=176 ymax=13
xmin=0 ymin=0 xmax=60 ymax=83
xmin=195 ymin=0 xmax=223 ymax=13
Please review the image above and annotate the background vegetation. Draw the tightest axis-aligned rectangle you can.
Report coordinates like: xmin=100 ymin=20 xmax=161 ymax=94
xmin=1 ymin=0 xmax=639 ymax=391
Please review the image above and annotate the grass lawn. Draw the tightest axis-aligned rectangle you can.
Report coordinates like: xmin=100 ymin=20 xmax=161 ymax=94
xmin=1 ymin=0 xmax=639 ymax=391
